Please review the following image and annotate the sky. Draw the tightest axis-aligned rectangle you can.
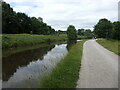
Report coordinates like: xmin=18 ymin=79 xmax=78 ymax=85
xmin=4 ymin=0 xmax=119 ymax=31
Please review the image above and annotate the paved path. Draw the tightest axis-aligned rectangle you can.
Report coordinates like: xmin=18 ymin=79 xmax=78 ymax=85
xmin=76 ymin=40 xmax=118 ymax=88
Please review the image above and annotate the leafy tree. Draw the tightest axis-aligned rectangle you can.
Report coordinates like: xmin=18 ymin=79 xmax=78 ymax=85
xmin=40 ymin=23 xmax=49 ymax=35
xmin=30 ymin=17 xmax=41 ymax=34
xmin=49 ymin=28 xmax=55 ymax=35
xmin=30 ymin=17 xmax=55 ymax=35
xmin=67 ymin=25 xmax=77 ymax=40
xmin=2 ymin=1 xmax=56 ymax=35
xmin=113 ymin=21 xmax=120 ymax=40
xmin=16 ymin=12 xmax=32 ymax=33
xmin=2 ymin=2 xmax=20 ymax=33
xmin=84 ymin=29 xmax=93 ymax=39
xmin=78 ymin=29 xmax=84 ymax=36
xmin=94 ymin=18 xmax=113 ymax=39
xmin=58 ymin=30 xmax=66 ymax=34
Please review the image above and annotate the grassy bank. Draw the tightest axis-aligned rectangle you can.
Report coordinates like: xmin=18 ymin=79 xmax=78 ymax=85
xmin=2 ymin=34 xmax=67 ymax=49
xmin=97 ymin=39 xmax=120 ymax=55
xmin=39 ymin=40 xmax=86 ymax=88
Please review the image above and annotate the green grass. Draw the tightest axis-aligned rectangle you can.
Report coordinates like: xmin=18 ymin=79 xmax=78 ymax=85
xmin=2 ymin=34 xmax=67 ymax=49
xmin=97 ymin=39 xmax=120 ymax=55
xmin=39 ymin=40 xmax=86 ymax=88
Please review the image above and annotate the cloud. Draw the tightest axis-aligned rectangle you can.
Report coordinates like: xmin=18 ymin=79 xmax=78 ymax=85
xmin=4 ymin=0 xmax=119 ymax=31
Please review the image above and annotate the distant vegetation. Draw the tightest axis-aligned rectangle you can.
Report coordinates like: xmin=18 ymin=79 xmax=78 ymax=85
xmin=93 ymin=18 xmax=120 ymax=40
xmin=3 ymin=1 xmax=119 ymax=51
xmin=2 ymin=1 xmax=93 ymax=40
xmin=77 ymin=29 xmax=93 ymax=39
xmin=57 ymin=29 xmax=93 ymax=40
xmin=97 ymin=39 xmax=120 ymax=55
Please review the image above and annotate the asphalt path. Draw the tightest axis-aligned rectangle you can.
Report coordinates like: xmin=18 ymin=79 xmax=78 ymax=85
xmin=76 ymin=40 xmax=118 ymax=88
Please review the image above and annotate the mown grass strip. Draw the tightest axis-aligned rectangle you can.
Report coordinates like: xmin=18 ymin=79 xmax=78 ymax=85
xmin=39 ymin=40 xmax=86 ymax=88
xmin=97 ymin=39 xmax=120 ymax=55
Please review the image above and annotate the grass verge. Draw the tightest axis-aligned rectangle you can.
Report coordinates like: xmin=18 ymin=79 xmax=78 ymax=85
xmin=2 ymin=34 xmax=67 ymax=49
xmin=97 ymin=39 xmax=120 ymax=55
xmin=39 ymin=40 xmax=86 ymax=88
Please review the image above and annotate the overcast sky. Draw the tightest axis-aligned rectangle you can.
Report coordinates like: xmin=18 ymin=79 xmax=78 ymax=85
xmin=4 ymin=0 xmax=119 ymax=31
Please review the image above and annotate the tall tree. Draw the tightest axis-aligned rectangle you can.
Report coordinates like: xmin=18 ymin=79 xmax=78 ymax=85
xmin=2 ymin=2 xmax=20 ymax=33
xmin=30 ymin=17 xmax=41 ymax=34
xmin=67 ymin=25 xmax=77 ymax=40
xmin=2 ymin=1 xmax=55 ymax=35
xmin=16 ymin=12 xmax=32 ymax=33
xmin=94 ymin=18 xmax=113 ymax=39
xmin=113 ymin=21 xmax=120 ymax=40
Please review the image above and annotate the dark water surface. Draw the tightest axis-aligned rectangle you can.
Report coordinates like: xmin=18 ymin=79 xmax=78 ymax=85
xmin=2 ymin=43 xmax=68 ymax=88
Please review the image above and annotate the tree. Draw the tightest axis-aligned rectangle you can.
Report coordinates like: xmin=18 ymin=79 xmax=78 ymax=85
xmin=58 ymin=30 xmax=66 ymax=34
xmin=30 ymin=17 xmax=41 ymax=34
xmin=2 ymin=2 xmax=20 ymax=33
xmin=94 ymin=18 xmax=113 ymax=39
xmin=84 ymin=29 xmax=93 ymax=39
xmin=78 ymin=29 xmax=84 ymax=36
xmin=16 ymin=12 xmax=32 ymax=33
xmin=30 ymin=17 xmax=55 ymax=35
xmin=113 ymin=21 xmax=120 ymax=40
xmin=2 ymin=1 xmax=56 ymax=35
xmin=67 ymin=25 xmax=77 ymax=40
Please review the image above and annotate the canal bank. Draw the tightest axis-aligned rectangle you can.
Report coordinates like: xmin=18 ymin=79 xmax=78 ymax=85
xmin=3 ymin=42 xmax=68 ymax=88
xmin=39 ymin=40 xmax=86 ymax=88
xmin=2 ymin=34 xmax=67 ymax=49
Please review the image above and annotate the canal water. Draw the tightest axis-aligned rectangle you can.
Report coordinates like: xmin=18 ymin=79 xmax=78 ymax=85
xmin=2 ymin=43 xmax=68 ymax=88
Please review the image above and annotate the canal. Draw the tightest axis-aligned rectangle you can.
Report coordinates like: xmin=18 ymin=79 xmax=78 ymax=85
xmin=2 ymin=42 xmax=69 ymax=88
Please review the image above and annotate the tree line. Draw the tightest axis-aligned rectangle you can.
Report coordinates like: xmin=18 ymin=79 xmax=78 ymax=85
xmin=93 ymin=18 xmax=120 ymax=40
xmin=2 ymin=1 xmax=55 ymax=35
xmin=67 ymin=25 xmax=93 ymax=40
xmin=2 ymin=2 xmax=119 ymax=40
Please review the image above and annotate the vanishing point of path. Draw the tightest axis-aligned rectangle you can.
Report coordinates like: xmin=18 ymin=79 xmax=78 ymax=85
xmin=76 ymin=40 xmax=118 ymax=88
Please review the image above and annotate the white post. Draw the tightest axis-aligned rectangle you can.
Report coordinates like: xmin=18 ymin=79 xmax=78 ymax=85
xmin=118 ymin=1 xmax=120 ymax=21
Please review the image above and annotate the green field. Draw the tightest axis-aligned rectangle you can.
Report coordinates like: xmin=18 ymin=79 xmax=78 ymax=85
xmin=97 ymin=39 xmax=120 ymax=55
xmin=2 ymin=34 xmax=67 ymax=49
xmin=39 ymin=40 xmax=86 ymax=88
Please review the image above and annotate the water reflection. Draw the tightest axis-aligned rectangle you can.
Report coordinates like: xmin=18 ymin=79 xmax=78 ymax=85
xmin=2 ymin=44 xmax=68 ymax=88
xmin=3 ymin=45 xmax=55 ymax=81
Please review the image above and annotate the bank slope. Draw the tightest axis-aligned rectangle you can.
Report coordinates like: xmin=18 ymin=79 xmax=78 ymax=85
xmin=2 ymin=34 xmax=67 ymax=49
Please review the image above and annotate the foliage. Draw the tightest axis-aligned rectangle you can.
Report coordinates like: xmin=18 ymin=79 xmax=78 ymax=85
xmin=78 ymin=29 xmax=84 ymax=36
xmin=57 ymin=30 xmax=67 ymax=34
xmin=93 ymin=18 xmax=117 ymax=40
xmin=2 ymin=2 xmax=19 ymax=34
xmin=97 ymin=39 xmax=120 ymax=55
xmin=84 ymin=29 xmax=93 ymax=39
xmin=77 ymin=29 xmax=93 ymax=39
xmin=16 ymin=12 xmax=32 ymax=33
xmin=67 ymin=25 xmax=77 ymax=40
xmin=112 ymin=22 xmax=120 ymax=40
xmin=2 ymin=1 xmax=55 ymax=35
xmin=39 ymin=40 xmax=86 ymax=88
